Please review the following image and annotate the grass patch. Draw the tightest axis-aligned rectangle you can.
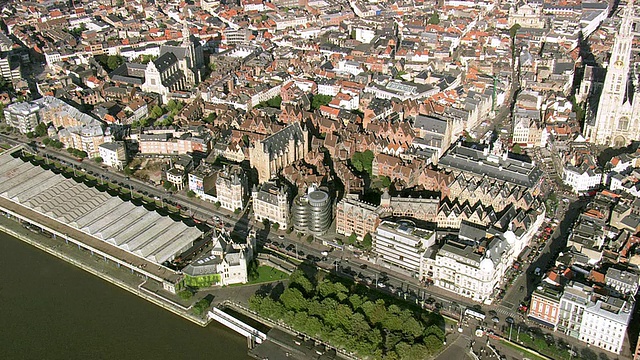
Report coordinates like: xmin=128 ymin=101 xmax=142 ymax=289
xmin=242 ymin=265 xmax=289 ymax=285
xmin=518 ymin=333 xmax=570 ymax=359
xmin=499 ymin=340 xmax=548 ymax=360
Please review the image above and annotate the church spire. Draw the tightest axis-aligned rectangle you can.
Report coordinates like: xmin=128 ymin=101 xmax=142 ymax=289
xmin=182 ymin=19 xmax=190 ymax=46
xmin=621 ymin=0 xmax=635 ymax=39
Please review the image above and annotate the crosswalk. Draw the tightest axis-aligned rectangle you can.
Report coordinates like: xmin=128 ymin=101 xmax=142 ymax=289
xmin=495 ymin=307 xmax=518 ymax=319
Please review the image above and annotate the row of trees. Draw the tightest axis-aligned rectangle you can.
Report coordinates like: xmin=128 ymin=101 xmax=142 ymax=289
xmin=42 ymin=137 xmax=63 ymax=149
xmin=249 ymin=270 xmax=444 ymax=359
xmin=346 ymin=232 xmax=373 ymax=250
xmin=66 ymin=147 xmax=88 ymax=159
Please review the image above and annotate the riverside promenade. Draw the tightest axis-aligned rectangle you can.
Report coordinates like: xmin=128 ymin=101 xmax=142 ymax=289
xmin=0 ymin=212 xmax=209 ymax=327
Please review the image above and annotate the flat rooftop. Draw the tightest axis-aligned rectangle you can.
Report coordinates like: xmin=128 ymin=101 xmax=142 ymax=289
xmin=0 ymin=150 xmax=202 ymax=267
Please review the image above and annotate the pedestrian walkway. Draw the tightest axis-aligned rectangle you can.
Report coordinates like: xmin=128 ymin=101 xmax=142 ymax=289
xmin=494 ymin=306 xmax=517 ymax=319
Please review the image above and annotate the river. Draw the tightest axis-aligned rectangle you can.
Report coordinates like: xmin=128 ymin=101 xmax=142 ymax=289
xmin=0 ymin=231 xmax=250 ymax=360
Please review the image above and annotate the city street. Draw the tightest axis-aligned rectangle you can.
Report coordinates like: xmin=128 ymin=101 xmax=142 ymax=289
xmin=500 ymin=196 xmax=587 ymax=314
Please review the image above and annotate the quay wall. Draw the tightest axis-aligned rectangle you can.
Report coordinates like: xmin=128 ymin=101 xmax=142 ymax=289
xmin=0 ymin=216 xmax=209 ymax=328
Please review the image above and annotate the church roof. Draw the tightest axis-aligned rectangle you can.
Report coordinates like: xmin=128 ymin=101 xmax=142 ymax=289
xmin=153 ymin=52 xmax=179 ymax=73
xmin=260 ymin=122 xmax=305 ymax=157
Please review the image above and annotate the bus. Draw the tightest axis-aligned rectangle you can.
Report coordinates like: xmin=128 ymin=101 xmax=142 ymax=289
xmin=465 ymin=308 xmax=486 ymax=321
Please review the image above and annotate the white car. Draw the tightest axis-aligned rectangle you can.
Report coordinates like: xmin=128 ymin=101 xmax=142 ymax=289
xmin=377 ymin=282 xmax=386 ymax=288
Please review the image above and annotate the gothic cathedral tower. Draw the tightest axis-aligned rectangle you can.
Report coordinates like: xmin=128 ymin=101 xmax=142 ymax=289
xmin=585 ymin=0 xmax=640 ymax=147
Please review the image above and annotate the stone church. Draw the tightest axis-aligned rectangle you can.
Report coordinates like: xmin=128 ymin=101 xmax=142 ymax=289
xmin=584 ymin=1 xmax=640 ymax=147
xmin=249 ymin=122 xmax=309 ymax=183
xmin=142 ymin=22 xmax=205 ymax=101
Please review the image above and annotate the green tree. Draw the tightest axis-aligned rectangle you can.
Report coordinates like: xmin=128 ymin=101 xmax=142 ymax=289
xmin=192 ymin=297 xmax=212 ymax=316
xmin=380 ymin=176 xmax=391 ymax=188
xmin=512 ymin=143 xmax=522 ymax=154
xmin=140 ymin=54 xmax=157 ymax=64
xmin=347 ymin=232 xmax=357 ymax=245
xmin=247 ymin=259 xmax=259 ymax=281
xmin=187 ymin=190 xmax=196 ymax=198
xmin=351 ymin=152 xmax=363 ymax=172
xmin=362 ymin=233 xmax=373 ymax=250
xmin=204 ymin=113 xmax=217 ymax=124
xmin=428 ymin=12 xmax=440 ymax=25
xmin=289 ymin=269 xmax=314 ymax=294
xmin=361 ymin=150 xmax=374 ymax=176
xmin=106 ymin=55 xmax=124 ymax=71
xmin=178 ymin=290 xmax=192 ymax=300
xmin=265 ymin=95 xmax=282 ymax=108
xmin=149 ymin=105 xmax=164 ymax=119
xmin=163 ymin=180 xmax=173 ymax=190
xmin=423 ymin=334 xmax=443 ymax=354
xmin=34 ymin=122 xmax=48 ymax=137
xmin=280 ymin=287 xmax=308 ymax=311
xmin=272 ymin=222 xmax=280 ymax=231
xmin=167 ymin=99 xmax=178 ymax=112
xmin=94 ymin=156 xmax=103 ymax=163
xmin=311 ymin=94 xmax=333 ymax=110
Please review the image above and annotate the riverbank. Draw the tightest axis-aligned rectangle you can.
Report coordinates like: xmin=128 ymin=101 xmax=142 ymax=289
xmin=0 ymin=213 xmax=210 ymax=327
xmin=0 ymin=229 xmax=251 ymax=360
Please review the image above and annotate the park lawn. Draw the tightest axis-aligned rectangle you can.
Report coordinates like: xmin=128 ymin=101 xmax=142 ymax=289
xmin=499 ymin=340 xmax=548 ymax=360
xmin=247 ymin=266 xmax=289 ymax=285
xmin=518 ymin=333 xmax=570 ymax=360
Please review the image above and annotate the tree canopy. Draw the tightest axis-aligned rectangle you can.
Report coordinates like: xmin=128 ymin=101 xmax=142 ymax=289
xmin=249 ymin=270 xmax=445 ymax=359
xmin=351 ymin=150 xmax=375 ymax=176
xmin=311 ymin=94 xmax=333 ymax=110
xmin=428 ymin=12 xmax=440 ymax=25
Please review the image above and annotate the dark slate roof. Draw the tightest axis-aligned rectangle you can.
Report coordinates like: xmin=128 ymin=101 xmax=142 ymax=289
xmin=261 ymin=122 xmax=305 ymax=157
xmin=161 ymin=45 xmax=189 ymax=61
xmin=153 ymin=52 xmax=178 ymax=73
xmin=439 ymin=143 xmax=544 ymax=188
xmin=413 ymin=115 xmax=447 ymax=135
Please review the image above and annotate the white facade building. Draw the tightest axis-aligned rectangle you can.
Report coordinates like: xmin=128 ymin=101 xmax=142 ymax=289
xmin=98 ymin=141 xmax=126 ymax=169
xmin=558 ymin=282 xmax=593 ymax=339
xmin=215 ymin=166 xmax=247 ymax=212
xmin=373 ymin=220 xmax=435 ymax=276
xmin=579 ymin=297 xmax=633 ymax=354
xmin=4 ymin=102 xmax=41 ymax=134
xmin=429 ymin=210 xmax=544 ymax=303
xmin=562 ymin=165 xmax=602 ymax=193
xmin=183 ymin=229 xmax=256 ymax=286
xmin=252 ymin=182 xmax=289 ymax=229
